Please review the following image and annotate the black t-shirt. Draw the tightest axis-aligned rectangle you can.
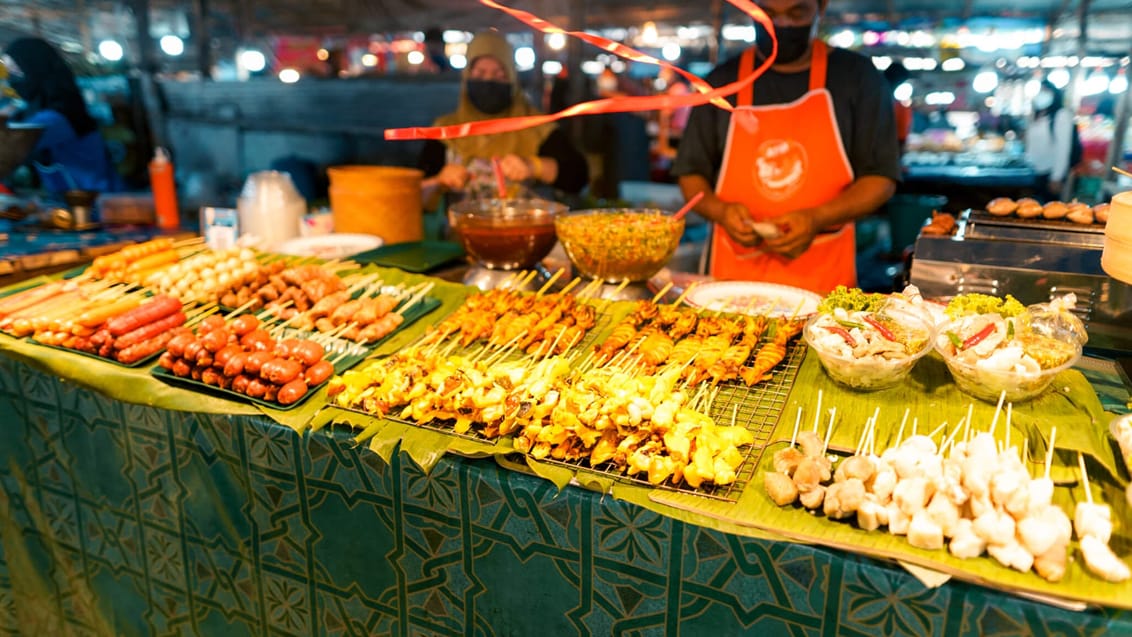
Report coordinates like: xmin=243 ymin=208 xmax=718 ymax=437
xmin=672 ymin=47 xmax=902 ymax=186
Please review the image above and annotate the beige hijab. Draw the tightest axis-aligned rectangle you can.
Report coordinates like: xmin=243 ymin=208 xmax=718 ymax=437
xmin=434 ymin=30 xmax=555 ymax=161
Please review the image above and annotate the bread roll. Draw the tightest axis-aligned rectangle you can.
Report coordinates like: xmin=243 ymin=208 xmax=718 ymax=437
xmin=1016 ymin=198 xmax=1043 ymax=218
xmin=986 ymin=197 xmax=1017 ymax=216
xmin=1042 ymin=201 xmax=1069 ymax=220
xmin=1094 ymin=203 xmax=1110 ymax=224
xmin=1066 ymin=202 xmax=1094 ymax=224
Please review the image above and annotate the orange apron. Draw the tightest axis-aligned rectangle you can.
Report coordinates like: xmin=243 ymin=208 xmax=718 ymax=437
xmin=708 ymin=41 xmax=856 ymax=294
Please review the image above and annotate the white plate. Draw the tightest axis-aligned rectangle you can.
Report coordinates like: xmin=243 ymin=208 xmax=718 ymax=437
xmin=277 ymin=233 xmax=383 ymax=259
xmin=684 ymin=281 xmax=822 ymax=317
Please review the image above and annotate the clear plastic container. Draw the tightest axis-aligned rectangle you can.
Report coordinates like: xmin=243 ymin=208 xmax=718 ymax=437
xmin=804 ymin=305 xmax=934 ymax=391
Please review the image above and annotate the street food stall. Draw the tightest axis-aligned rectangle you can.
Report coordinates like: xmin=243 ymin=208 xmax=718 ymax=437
xmin=0 ymin=187 xmax=1130 ymax=633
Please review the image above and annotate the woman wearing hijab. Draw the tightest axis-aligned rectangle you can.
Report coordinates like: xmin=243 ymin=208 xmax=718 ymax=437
xmin=3 ymin=37 xmax=121 ymax=194
xmin=417 ymin=31 xmax=587 ymax=208
xmin=1024 ymin=81 xmax=1076 ymax=202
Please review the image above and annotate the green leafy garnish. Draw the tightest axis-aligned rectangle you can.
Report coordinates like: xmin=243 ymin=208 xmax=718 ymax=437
xmin=818 ymin=286 xmax=886 ymax=314
xmin=945 ymin=293 xmax=1025 ymax=319
xmin=946 ymin=331 xmax=963 ymax=349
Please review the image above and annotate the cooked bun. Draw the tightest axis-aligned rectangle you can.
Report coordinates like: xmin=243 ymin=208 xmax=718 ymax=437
xmin=1093 ymin=203 xmax=1110 ymax=224
xmin=1015 ymin=198 xmax=1043 ymax=218
xmin=1042 ymin=201 xmax=1069 ymax=220
xmin=986 ymin=197 xmax=1017 ymax=216
xmin=1066 ymin=202 xmax=1094 ymax=224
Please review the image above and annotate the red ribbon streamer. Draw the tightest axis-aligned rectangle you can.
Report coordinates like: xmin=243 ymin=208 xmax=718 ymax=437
xmin=384 ymin=0 xmax=777 ymax=141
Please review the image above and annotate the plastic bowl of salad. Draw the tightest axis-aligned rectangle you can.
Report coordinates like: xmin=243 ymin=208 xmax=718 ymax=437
xmin=933 ymin=293 xmax=1085 ymax=403
xmin=804 ymin=293 xmax=935 ymax=391
xmin=554 ymin=208 xmax=684 ymax=282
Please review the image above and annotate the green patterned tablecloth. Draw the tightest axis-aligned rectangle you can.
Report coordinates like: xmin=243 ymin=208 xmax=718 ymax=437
xmin=1 ymin=356 xmax=1129 ymax=636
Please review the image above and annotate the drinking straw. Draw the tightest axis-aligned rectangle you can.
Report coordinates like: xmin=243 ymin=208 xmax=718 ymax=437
xmin=672 ymin=191 xmax=704 ymax=221
xmin=492 ymin=157 xmax=507 ymax=198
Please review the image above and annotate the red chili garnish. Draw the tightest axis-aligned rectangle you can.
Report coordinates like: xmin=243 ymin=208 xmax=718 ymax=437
xmin=826 ymin=325 xmax=856 ymax=347
xmin=862 ymin=315 xmax=896 ymax=341
xmin=962 ymin=323 xmax=996 ymax=350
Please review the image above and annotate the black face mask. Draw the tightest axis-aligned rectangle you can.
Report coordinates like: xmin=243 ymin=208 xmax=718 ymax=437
xmin=466 ymin=80 xmax=513 ymax=114
xmin=755 ymin=22 xmax=815 ymax=65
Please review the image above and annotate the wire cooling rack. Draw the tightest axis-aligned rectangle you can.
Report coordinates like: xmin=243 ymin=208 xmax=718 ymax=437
xmin=534 ymin=336 xmax=806 ymax=502
xmin=338 ymin=294 xmax=808 ymax=502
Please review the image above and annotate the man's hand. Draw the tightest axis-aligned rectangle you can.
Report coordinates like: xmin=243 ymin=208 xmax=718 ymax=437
xmin=436 ymin=164 xmax=468 ymax=191
xmin=762 ymin=208 xmax=819 ymax=259
xmin=719 ymin=202 xmax=761 ymax=248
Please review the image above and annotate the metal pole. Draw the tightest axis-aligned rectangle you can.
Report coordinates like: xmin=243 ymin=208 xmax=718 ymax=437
xmin=1105 ymin=47 xmax=1132 ymax=182
xmin=193 ymin=0 xmax=212 ymax=78
xmin=1067 ymin=0 xmax=1091 ymax=111
xmin=710 ymin=0 xmax=723 ymax=66
xmin=131 ymin=0 xmax=157 ymax=74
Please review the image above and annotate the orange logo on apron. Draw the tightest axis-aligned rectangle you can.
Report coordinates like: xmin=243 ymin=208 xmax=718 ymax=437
xmin=709 ymin=41 xmax=857 ymax=295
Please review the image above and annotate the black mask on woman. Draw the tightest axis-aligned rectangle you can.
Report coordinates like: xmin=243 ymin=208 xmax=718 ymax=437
xmin=466 ymin=80 xmax=513 ymax=114
xmin=755 ymin=22 xmax=815 ymax=65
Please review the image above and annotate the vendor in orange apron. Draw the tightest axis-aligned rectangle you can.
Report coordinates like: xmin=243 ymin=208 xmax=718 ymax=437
xmin=707 ymin=41 xmax=855 ymax=294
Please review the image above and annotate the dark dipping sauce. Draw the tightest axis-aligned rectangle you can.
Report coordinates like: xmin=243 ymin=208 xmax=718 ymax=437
xmin=453 ymin=220 xmax=558 ymax=270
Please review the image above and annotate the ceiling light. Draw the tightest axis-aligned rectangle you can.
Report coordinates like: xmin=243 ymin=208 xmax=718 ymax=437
xmin=98 ymin=40 xmax=123 ymax=62
xmin=722 ymin=25 xmax=755 ymax=43
xmin=542 ymin=60 xmax=563 ymax=76
xmin=514 ymin=46 xmax=536 ymax=71
xmin=239 ymin=49 xmax=266 ymax=72
xmin=662 ymin=43 xmax=681 ymax=62
xmin=159 ymin=35 xmax=184 ymax=57
xmin=925 ymin=91 xmax=955 ymax=106
xmin=450 ymin=54 xmax=466 ymax=69
xmin=871 ymin=56 xmax=892 ymax=71
xmin=941 ymin=58 xmax=965 ymax=72
xmin=972 ymin=70 xmax=998 ymax=93
xmin=407 ymin=50 xmax=425 ymax=65
xmin=1083 ymin=72 xmax=1110 ymax=96
xmin=829 ymin=30 xmax=855 ymax=49
xmin=278 ymin=68 xmax=300 ymax=83
xmin=547 ymin=33 xmax=567 ymax=51
xmin=1110 ymin=74 xmax=1128 ymax=94
xmin=361 ymin=54 xmax=377 ymax=67
xmin=894 ymin=81 xmax=913 ymax=102
xmin=641 ymin=21 xmax=658 ymax=46
xmin=1048 ymin=68 xmax=1071 ymax=89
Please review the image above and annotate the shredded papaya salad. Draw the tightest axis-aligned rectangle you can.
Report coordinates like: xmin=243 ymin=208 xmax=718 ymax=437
xmin=934 ymin=293 xmax=1083 ymax=379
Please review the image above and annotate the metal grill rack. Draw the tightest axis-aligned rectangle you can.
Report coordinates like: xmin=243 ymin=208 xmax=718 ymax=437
xmin=535 ymin=337 xmax=807 ymax=502
xmin=335 ymin=295 xmax=808 ymax=503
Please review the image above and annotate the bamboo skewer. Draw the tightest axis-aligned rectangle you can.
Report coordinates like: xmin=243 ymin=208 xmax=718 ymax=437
xmin=1078 ymin=452 xmax=1093 ymax=504
xmin=671 ymin=280 xmax=698 ymax=307
xmin=650 ymin=281 xmax=674 ymax=304
xmin=789 ymin=406 xmax=802 ymax=447
xmin=822 ymin=407 xmax=837 ymax=455
xmin=812 ymin=389 xmax=824 ymax=433
xmin=1045 ymin=427 xmax=1057 ymax=480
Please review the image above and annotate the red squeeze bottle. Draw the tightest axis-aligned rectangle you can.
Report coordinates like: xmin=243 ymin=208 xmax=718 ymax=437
xmin=149 ymin=147 xmax=180 ymax=229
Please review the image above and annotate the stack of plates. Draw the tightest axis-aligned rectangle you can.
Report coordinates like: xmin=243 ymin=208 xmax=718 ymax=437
xmin=277 ymin=233 xmax=383 ymax=259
